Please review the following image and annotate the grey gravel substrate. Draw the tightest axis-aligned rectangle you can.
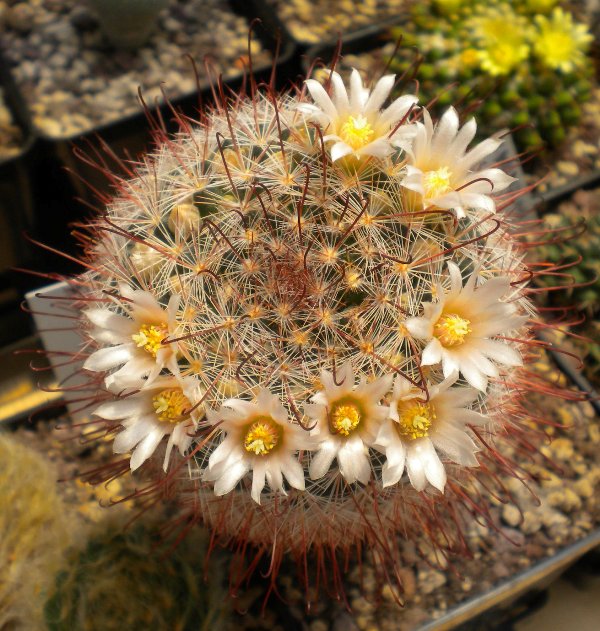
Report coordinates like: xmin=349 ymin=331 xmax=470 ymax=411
xmin=0 ymin=0 xmax=271 ymax=139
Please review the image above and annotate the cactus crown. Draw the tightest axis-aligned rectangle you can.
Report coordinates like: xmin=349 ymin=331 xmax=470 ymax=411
xmin=54 ymin=63 xmax=584 ymax=599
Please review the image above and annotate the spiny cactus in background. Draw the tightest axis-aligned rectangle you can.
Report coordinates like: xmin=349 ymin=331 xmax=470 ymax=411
xmin=45 ymin=518 xmax=229 ymax=631
xmin=38 ymin=63 xmax=585 ymax=603
xmin=389 ymin=0 xmax=594 ymax=152
xmin=533 ymin=189 xmax=600 ymax=380
xmin=0 ymin=434 xmax=77 ymax=630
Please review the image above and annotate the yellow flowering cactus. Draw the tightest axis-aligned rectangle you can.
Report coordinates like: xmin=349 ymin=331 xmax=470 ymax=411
xmin=391 ymin=0 xmax=594 ymax=151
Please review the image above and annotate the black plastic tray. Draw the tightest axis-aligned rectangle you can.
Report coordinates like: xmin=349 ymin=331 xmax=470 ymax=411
xmin=3 ymin=0 xmax=295 ymax=145
xmin=0 ymin=57 xmax=40 ymax=344
xmin=249 ymin=0 xmax=409 ymax=50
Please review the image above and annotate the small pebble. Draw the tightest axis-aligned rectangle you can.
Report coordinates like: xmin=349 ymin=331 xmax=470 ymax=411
xmin=6 ymin=2 xmax=35 ymax=32
xmin=417 ymin=569 xmax=446 ymax=594
xmin=502 ymin=504 xmax=521 ymax=527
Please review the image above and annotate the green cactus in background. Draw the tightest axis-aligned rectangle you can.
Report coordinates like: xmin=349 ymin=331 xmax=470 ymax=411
xmin=45 ymin=518 xmax=230 ymax=631
xmin=389 ymin=0 xmax=594 ymax=152
xmin=0 ymin=433 xmax=76 ymax=630
xmin=534 ymin=189 xmax=600 ymax=381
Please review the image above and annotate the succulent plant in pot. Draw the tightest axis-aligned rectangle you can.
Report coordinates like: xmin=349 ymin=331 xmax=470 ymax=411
xmin=26 ymin=57 xmax=587 ymax=606
xmin=389 ymin=0 xmax=594 ymax=153
xmin=87 ymin=0 xmax=171 ymax=49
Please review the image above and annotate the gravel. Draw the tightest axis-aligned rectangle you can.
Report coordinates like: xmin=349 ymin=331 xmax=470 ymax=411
xmin=1 ymin=0 xmax=271 ymax=139
xmin=266 ymin=0 xmax=408 ymax=44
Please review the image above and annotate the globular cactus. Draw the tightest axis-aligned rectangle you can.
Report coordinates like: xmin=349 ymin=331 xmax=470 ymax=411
xmin=41 ymin=63 xmax=583 ymax=603
xmin=0 ymin=434 xmax=77 ymax=630
xmin=389 ymin=0 xmax=594 ymax=152
xmin=45 ymin=518 xmax=229 ymax=631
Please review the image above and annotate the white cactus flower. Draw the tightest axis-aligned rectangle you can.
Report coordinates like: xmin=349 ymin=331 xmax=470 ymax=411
xmin=299 ymin=68 xmax=418 ymax=161
xmin=405 ymin=262 xmax=527 ymax=392
xmin=401 ymin=107 xmax=515 ymax=217
xmin=203 ymin=389 xmax=314 ymax=504
xmin=375 ymin=375 xmax=487 ymax=492
xmin=83 ymin=283 xmax=180 ymax=390
xmin=93 ymin=375 xmax=202 ymax=471
xmin=306 ymin=362 xmax=393 ymax=485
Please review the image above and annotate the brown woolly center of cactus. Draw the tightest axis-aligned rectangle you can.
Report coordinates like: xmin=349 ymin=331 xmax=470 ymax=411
xmin=267 ymin=255 xmax=317 ymax=308
xmin=244 ymin=417 xmax=282 ymax=456
xmin=396 ymin=402 xmax=435 ymax=440
xmin=339 ymin=115 xmax=374 ymax=150
xmin=423 ymin=166 xmax=453 ymax=199
xmin=434 ymin=313 xmax=471 ymax=347
xmin=152 ymin=388 xmax=191 ymax=424
xmin=330 ymin=400 xmax=362 ymax=436
xmin=132 ymin=323 xmax=167 ymax=358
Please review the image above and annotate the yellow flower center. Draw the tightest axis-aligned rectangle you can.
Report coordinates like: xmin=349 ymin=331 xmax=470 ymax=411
xmin=330 ymin=401 xmax=362 ymax=436
xmin=423 ymin=166 xmax=453 ymax=199
xmin=132 ymin=323 xmax=167 ymax=358
xmin=152 ymin=388 xmax=191 ymax=424
xmin=244 ymin=417 xmax=282 ymax=456
xmin=434 ymin=313 xmax=471 ymax=347
xmin=340 ymin=115 xmax=374 ymax=150
xmin=397 ymin=402 xmax=435 ymax=440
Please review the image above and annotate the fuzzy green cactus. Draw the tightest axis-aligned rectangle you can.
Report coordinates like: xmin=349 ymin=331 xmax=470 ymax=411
xmin=389 ymin=0 xmax=594 ymax=152
xmin=45 ymin=518 xmax=229 ymax=630
xmin=0 ymin=434 xmax=76 ymax=630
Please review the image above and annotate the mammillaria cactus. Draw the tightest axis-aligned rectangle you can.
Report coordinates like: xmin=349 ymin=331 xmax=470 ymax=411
xmin=389 ymin=0 xmax=594 ymax=152
xmin=41 ymin=63 xmax=582 ymax=602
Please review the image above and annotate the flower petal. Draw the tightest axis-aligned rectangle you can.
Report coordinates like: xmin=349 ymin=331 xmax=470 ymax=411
xmin=406 ymin=444 xmax=427 ymax=491
xmin=304 ymin=79 xmax=338 ymax=121
xmin=84 ymin=344 xmax=133 ymax=372
xmin=251 ymin=460 xmax=267 ymax=504
xmin=422 ymin=338 xmax=443 ymax=366
xmin=213 ymin=458 xmax=249 ymax=496
xmin=338 ymin=437 xmax=371 ymax=484
xmin=85 ymin=309 xmax=137 ymax=336
xmin=330 ymin=141 xmax=354 ymax=162
xmin=432 ymin=107 xmax=460 ymax=156
xmin=113 ymin=416 xmax=156 ymax=453
xmin=380 ymin=94 xmax=419 ymax=127
xmin=93 ymin=397 xmax=146 ymax=420
xmin=459 ymin=137 xmax=502 ymax=172
xmin=363 ymin=74 xmax=395 ymax=115
xmin=309 ymin=440 xmax=338 ymax=479
xmin=280 ymin=455 xmax=305 ymax=491
xmin=405 ymin=316 xmax=433 ymax=339
xmin=477 ymin=339 xmax=523 ymax=366
xmin=130 ymin=428 xmax=165 ymax=471
xmin=330 ymin=71 xmax=350 ymax=113
xmin=459 ymin=357 xmax=489 ymax=392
